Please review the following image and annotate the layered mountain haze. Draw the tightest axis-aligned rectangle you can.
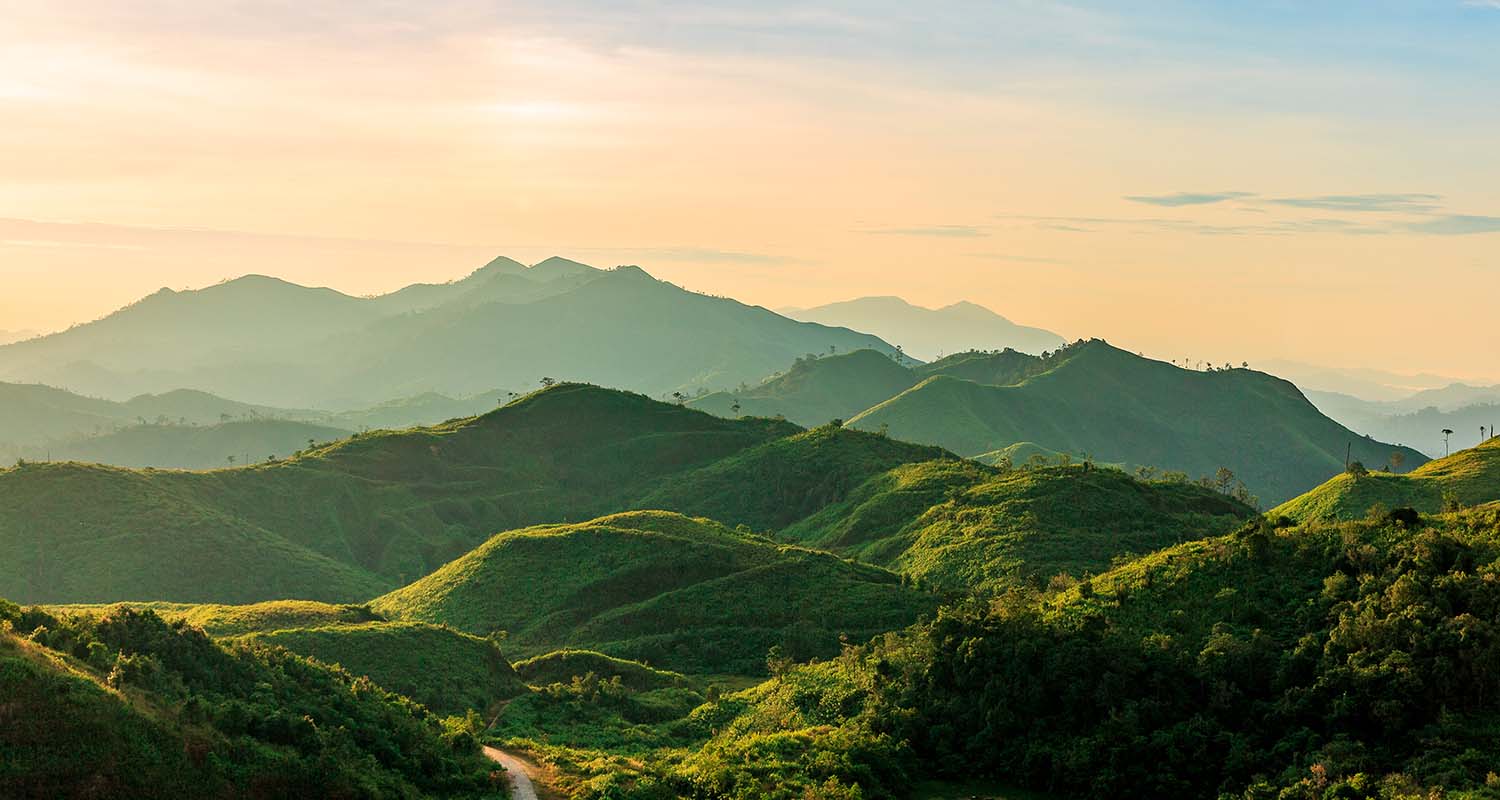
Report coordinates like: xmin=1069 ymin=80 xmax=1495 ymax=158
xmin=783 ymin=295 xmax=1065 ymax=361
xmin=0 ymin=257 xmax=894 ymax=407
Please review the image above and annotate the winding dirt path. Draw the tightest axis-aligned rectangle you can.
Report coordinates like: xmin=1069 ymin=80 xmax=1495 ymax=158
xmin=483 ymin=745 xmax=539 ymax=800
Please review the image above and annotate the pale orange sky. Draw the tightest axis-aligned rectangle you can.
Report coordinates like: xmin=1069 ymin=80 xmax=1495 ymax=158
xmin=3 ymin=2 xmax=1499 ymax=380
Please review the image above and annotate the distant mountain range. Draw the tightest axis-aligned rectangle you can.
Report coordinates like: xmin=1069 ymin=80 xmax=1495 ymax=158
xmin=1308 ymin=387 xmax=1500 ymax=458
xmin=0 ymin=380 xmax=507 ymax=468
xmin=693 ymin=341 xmax=1427 ymax=504
xmin=1257 ymin=358 xmax=1469 ymax=402
xmin=0 ymin=329 xmax=38 ymax=346
xmin=780 ymin=296 xmax=1064 ymax=361
xmin=0 ymin=257 xmax=894 ymax=407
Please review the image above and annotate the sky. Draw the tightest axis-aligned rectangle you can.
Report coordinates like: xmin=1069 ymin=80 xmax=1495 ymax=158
xmin=2 ymin=1 xmax=1499 ymax=380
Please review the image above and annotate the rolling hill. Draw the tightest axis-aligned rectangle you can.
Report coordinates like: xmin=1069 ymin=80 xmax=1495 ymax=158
xmin=669 ymin=506 xmax=1500 ymax=799
xmin=1273 ymin=435 xmax=1500 ymax=522
xmin=0 ymin=257 xmax=895 ymax=406
xmin=0 ymin=384 xmax=799 ymax=604
xmin=845 ymin=339 xmax=1427 ymax=504
xmin=782 ymin=296 xmax=1064 ymax=361
xmin=371 ymin=511 xmax=939 ymax=674
xmin=777 ymin=460 xmax=1255 ymax=591
xmin=236 ymin=622 xmax=527 ymax=716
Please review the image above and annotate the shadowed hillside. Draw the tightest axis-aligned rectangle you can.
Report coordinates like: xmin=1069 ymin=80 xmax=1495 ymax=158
xmin=0 ymin=602 xmax=501 ymax=798
xmin=371 ymin=511 xmax=939 ymax=674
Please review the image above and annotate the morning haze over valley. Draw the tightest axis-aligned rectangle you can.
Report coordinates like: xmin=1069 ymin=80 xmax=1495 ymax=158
xmin=4 ymin=3 xmax=1500 ymax=800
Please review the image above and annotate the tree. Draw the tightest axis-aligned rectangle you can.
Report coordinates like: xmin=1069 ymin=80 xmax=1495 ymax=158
xmin=1213 ymin=466 xmax=1237 ymax=494
xmin=1346 ymin=460 xmax=1368 ymax=477
xmin=539 ymin=377 xmax=556 ymax=388
xmin=306 ymin=438 xmax=315 ymax=451
xmin=671 ymin=391 xmax=685 ymax=405
xmin=1442 ymin=428 xmax=1454 ymax=457
xmin=1389 ymin=450 xmax=1406 ymax=473
xmin=730 ymin=400 xmax=742 ymax=416
xmin=226 ymin=455 xmax=236 ymax=466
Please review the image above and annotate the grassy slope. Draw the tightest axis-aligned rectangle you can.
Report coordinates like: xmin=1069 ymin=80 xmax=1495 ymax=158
xmin=782 ymin=462 xmax=1255 ymax=592
xmin=237 ymin=622 xmax=527 ymax=716
xmin=0 ymin=384 xmax=798 ymax=604
xmin=513 ymin=649 xmax=689 ymax=691
xmin=0 ymin=602 xmax=501 ymax=799
xmin=372 ymin=511 xmax=938 ymax=674
xmin=1274 ymin=435 xmax=1500 ymax=521
xmin=848 ymin=339 xmax=1427 ymax=505
xmin=631 ymin=424 xmax=954 ymax=531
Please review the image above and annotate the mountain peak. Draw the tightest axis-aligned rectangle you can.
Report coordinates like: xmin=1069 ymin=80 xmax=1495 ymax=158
xmin=530 ymin=256 xmax=601 ymax=280
xmin=470 ymin=256 xmax=528 ymax=279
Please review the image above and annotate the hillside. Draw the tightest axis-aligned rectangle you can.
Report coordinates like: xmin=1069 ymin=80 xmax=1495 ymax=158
xmin=847 ymin=339 xmax=1428 ymax=504
xmin=779 ymin=461 xmax=1255 ymax=591
xmin=1274 ymin=435 xmax=1500 ymax=521
xmin=371 ymin=511 xmax=939 ymax=674
xmin=0 ymin=258 xmax=895 ymax=406
xmin=631 ymin=423 xmax=955 ymax=531
xmin=237 ymin=622 xmax=527 ymax=716
xmin=0 ymin=602 xmax=501 ymax=798
xmin=625 ymin=506 xmax=1500 ymax=799
xmin=0 ymin=384 xmax=799 ymax=604
xmin=783 ymin=296 xmax=1064 ymax=361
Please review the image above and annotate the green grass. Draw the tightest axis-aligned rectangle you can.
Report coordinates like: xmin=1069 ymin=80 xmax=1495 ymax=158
xmin=1 ymin=601 xmax=502 ymax=799
xmin=1274 ymin=436 xmax=1500 ymax=521
xmin=236 ymin=621 xmax=526 ymax=716
xmin=372 ymin=510 xmax=939 ymax=674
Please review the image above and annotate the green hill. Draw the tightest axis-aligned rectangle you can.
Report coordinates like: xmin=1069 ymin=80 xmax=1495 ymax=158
xmin=656 ymin=506 xmax=1500 ymax=799
xmin=1273 ymin=435 xmax=1500 ymax=521
xmin=47 ymin=599 xmax=381 ymax=636
xmin=631 ymin=423 xmax=954 ymax=531
xmin=371 ymin=511 xmax=938 ymax=674
xmin=848 ymin=339 xmax=1427 ymax=504
xmin=0 ymin=602 xmax=501 ymax=799
xmin=237 ymin=622 xmax=527 ymax=716
xmin=0 ymin=384 xmax=797 ymax=604
xmin=513 ymin=649 xmax=689 ymax=691
xmin=780 ymin=461 xmax=1255 ymax=591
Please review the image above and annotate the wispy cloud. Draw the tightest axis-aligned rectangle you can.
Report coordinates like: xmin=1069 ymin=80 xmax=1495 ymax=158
xmin=963 ymin=252 xmax=1068 ymax=265
xmin=1124 ymin=191 xmax=1255 ymax=207
xmin=1404 ymin=215 xmax=1500 ymax=235
xmin=862 ymin=225 xmax=987 ymax=238
xmin=1266 ymin=193 xmax=1443 ymax=213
